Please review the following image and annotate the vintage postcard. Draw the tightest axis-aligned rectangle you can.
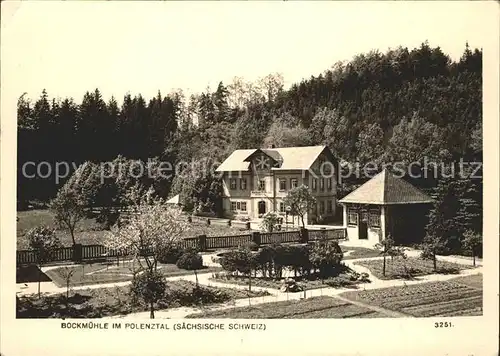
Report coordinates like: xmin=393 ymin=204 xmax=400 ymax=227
xmin=1 ymin=1 xmax=498 ymax=355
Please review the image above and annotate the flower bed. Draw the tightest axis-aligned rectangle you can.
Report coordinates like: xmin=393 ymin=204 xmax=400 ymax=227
xmin=340 ymin=274 xmax=483 ymax=317
xmin=210 ymin=268 xmax=370 ymax=291
xmin=185 ymin=296 xmax=387 ymax=319
xmin=16 ymin=280 xmax=270 ymax=318
xmin=354 ymin=257 xmax=472 ymax=280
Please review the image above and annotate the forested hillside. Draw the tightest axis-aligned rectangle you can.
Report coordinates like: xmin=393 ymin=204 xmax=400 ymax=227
xmin=17 ymin=41 xmax=482 ymax=243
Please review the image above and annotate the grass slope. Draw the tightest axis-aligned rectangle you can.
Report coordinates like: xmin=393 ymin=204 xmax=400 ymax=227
xmin=17 ymin=209 xmax=247 ymax=249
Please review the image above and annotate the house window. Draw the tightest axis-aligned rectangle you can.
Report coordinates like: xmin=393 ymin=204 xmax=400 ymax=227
xmin=290 ymin=178 xmax=298 ymax=189
xmin=348 ymin=209 xmax=358 ymax=225
xmin=237 ymin=202 xmax=241 ymax=210
xmin=230 ymin=179 xmax=237 ymax=190
xmin=279 ymin=179 xmax=287 ymax=191
xmin=312 ymin=178 xmax=317 ymax=191
xmin=369 ymin=212 xmax=381 ymax=228
xmin=319 ymin=201 xmax=325 ymax=214
xmin=327 ymin=200 xmax=332 ymax=213
xmin=279 ymin=202 xmax=285 ymax=213
xmin=241 ymin=202 xmax=247 ymax=212
xmin=327 ymin=178 xmax=332 ymax=190
xmin=258 ymin=179 xmax=266 ymax=191
xmin=320 ymin=178 xmax=325 ymax=191
xmin=240 ymin=178 xmax=247 ymax=190
xmin=231 ymin=202 xmax=237 ymax=211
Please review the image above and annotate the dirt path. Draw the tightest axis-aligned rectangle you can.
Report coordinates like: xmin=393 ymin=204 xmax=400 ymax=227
xmin=332 ymin=294 xmax=412 ymax=318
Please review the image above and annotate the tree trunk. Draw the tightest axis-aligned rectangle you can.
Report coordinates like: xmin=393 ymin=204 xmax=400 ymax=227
xmin=382 ymin=255 xmax=386 ymax=277
xmin=433 ymin=254 xmax=437 ymax=272
xmin=38 ymin=265 xmax=42 ymax=298
xmin=194 ymin=270 xmax=198 ymax=286
xmin=248 ymin=274 xmax=252 ymax=292
xmin=66 ymin=282 xmax=70 ymax=313
xmin=150 ymin=302 xmax=155 ymax=319
xmin=301 ymin=215 xmax=305 ymax=228
xmin=70 ymin=228 xmax=76 ymax=246
xmin=472 ymin=250 xmax=476 ymax=267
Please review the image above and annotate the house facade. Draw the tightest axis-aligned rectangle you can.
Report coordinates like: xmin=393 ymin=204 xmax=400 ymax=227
xmin=339 ymin=169 xmax=434 ymax=246
xmin=216 ymin=145 xmax=339 ymax=224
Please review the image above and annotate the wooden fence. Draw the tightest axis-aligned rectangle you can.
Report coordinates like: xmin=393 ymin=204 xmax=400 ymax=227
xmin=206 ymin=234 xmax=252 ymax=250
xmin=16 ymin=227 xmax=346 ymax=265
xmin=260 ymin=230 xmax=301 ymax=245
xmin=309 ymin=228 xmax=346 ymax=241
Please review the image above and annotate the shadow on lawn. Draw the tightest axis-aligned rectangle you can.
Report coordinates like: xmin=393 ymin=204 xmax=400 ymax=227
xmin=16 ymin=266 xmax=52 ymax=283
xmin=16 ymin=293 xmax=130 ymax=319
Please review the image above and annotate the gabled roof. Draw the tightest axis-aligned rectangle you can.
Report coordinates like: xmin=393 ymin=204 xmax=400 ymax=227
xmin=338 ymin=169 xmax=433 ymax=205
xmin=215 ymin=145 xmax=328 ymax=172
xmin=215 ymin=149 xmax=255 ymax=172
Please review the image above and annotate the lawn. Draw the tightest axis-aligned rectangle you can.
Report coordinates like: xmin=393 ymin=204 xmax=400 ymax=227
xmin=355 ymin=257 xmax=473 ymax=280
xmin=185 ymin=296 xmax=388 ymax=319
xmin=44 ymin=259 xmax=222 ymax=287
xmin=16 ymin=280 xmax=270 ymax=318
xmin=340 ymin=274 xmax=483 ymax=317
xmin=17 ymin=210 xmax=105 ymax=249
xmin=17 ymin=209 xmax=248 ymax=249
xmin=341 ymin=246 xmax=381 ymax=260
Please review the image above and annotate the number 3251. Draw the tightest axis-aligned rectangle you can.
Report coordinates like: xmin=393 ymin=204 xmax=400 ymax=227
xmin=435 ymin=321 xmax=453 ymax=328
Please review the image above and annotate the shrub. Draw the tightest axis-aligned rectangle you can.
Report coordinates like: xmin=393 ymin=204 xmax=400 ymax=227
xmin=129 ymin=270 xmax=167 ymax=319
xmin=308 ymin=240 xmax=344 ymax=279
xmin=254 ymin=246 xmax=276 ymax=278
xmin=162 ymin=283 xmax=230 ymax=308
xmin=27 ymin=226 xmax=61 ymax=297
xmin=219 ymin=249 xmax=254 ymax=275
xmin=176 ymin=252 xmax=204 ymax=285
xmin=241 ymin=241 xmax=259 ymax=251
xmin=260 ymin=212 xmax=281 ymax=232
xmin=157 ymin=245 xmax=185 ymax=264
xmin=324 ymin=275 xmax=354 ymax=288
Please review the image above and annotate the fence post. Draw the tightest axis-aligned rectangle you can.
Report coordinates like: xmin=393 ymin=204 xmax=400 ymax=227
xmin=251 ymin=231 xmax=261 ymax=246
xmin=73 ymin=243 xmax=83 ymax=262
xmin=197 ymin=234 xmax=207 ymax=252
xmin=300 ymin=228 xmax=309 ymax=244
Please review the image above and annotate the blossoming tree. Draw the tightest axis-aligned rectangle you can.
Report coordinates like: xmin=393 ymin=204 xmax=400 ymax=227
xmin=103 ymin=187 xmax=189 ymax=318
xmin=103 ymin=187 xmax=189 ymax=273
